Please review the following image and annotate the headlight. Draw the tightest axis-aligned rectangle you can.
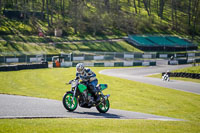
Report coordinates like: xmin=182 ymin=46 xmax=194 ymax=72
xmin=71 ymin=80 xmax=77 ymax=88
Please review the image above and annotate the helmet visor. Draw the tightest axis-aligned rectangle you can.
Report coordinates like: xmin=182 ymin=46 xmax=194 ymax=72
xmin=77 ymin=67 xmax=83 ymax=73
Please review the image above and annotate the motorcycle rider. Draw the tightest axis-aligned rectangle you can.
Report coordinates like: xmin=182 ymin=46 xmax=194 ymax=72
xmin=162 ymin=70 xmax=170 ymax=81
xmin=75 ymin=63 xmax=100 ymax=102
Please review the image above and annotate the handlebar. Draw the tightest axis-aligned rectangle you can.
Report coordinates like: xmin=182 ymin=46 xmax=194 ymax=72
xmin=66 ymin=79 xmax=79 ymax=85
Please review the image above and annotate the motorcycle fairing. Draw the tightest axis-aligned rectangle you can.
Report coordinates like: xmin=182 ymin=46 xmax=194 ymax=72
xmin=98 ymin=84 xmax=108 ymax=91
xmin=78 ymin=84 xmax=87 ymax=93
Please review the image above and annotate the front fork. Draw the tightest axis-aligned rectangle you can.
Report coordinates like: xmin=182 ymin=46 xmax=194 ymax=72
xmin=99 ymin=90 xmax=110 ymax=100
xmin=97 ymin=91 xmax=110 ymax=105
xmin=71 ymin=86 xmax=77 ymax=103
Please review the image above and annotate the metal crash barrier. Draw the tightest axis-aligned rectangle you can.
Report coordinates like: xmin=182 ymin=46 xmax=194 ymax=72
xmin=0 ymin=62 xmax=48 ymax=71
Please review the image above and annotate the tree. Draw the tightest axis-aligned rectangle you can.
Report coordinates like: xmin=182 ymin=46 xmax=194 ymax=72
xmin=104 ymin=0 xmax=110 ymax=12
xmin=143 ymin=0 xmax=151 ymax=16
xmin=46 ymin=0 xmax=50 ymax=27
xmin=191 ymin=0 xmax=200 ymax=39
xmin=72 ymin=0 xmax=78 ymax=34
xmin=133 ymin=0 xmax=137 ymax=14
xmin=61 ymin=0 xmax=65 ymax=16
xmin=138 ymin=0 xmax=141 ymax=13
xmin=158 ymin=0 xmax=165 ymax=19
xmin=171 ymin=0 xmax=175 ymax=28
xmin=0 ymin=0 xmax=199 ymax=36
xmin=0 ymin=0 xmax=2 ymax=16
xmin=188 ymin=0 xmax=191 ymax=26
xmin=174 ymin=0 xmax=178 ymax=30
xmin=42 ymin=0 xmax=45 ymax=13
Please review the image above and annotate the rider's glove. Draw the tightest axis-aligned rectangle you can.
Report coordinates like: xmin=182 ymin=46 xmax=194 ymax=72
xmin=75 ymin=77 xmax=80 ymax=80
xmin=81 ymin=76 xmax=90 ymax=80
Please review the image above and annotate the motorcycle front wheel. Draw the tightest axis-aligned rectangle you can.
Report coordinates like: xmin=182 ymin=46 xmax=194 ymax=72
xmin=63 ymin=92 xmax=78 ymax=112
xmin=96 ymin=99 xmax=110 ymax=113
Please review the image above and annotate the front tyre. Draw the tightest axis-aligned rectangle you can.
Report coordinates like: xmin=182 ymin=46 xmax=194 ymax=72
xmin=63 ymin=92 xmax=78 ymax=112
xmin=96 ymin=99 xmax=110 ymax=113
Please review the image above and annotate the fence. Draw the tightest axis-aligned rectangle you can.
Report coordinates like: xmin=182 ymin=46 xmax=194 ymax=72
xmin=168 ymin=58 xmax=200 ymax=65
xmin=0 ymin=53 xmax=60 ymax=63
xmin=60 ymin=60 xmax=156 ymax=67
xmin=70 ymin=51 xmax=157 ymax=61
xmin=0 ymin=52 xmax=156 ymax=64
xmin=0 ymin=51 xmax=200 ymax=64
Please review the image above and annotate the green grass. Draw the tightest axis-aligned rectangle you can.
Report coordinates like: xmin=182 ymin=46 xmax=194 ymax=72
xmin=0 ymin=17 xmax=33 ymax=35
xmin=0 ymin=41 xmax=62 ymax=55
xmin=0 ymin=119 xmax=199 ymax=133
xmin=55 ymin=41 xmax=141 ymax=52
xmin=0 ymin=35 xmax=124 ymax=43
xmin=0 ymin=18 xmax=142 ymax=54
xmin=0 ymin=67 xmax=199 ymax=132
xmin=173 ymin=66 xmax=200 ymax=73
xmin=0 ymin=40 xmax=142 ymax=55
xmin=148 ymin=66 xmax=200 ymax=83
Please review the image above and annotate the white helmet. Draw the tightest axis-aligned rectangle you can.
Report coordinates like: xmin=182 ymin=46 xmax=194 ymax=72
xmin=76 ymin=63 xmax=84 ymax=73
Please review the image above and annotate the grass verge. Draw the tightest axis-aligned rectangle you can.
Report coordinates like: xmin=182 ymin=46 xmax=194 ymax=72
xmin=0 ymin=119 xmax=199 ymax=133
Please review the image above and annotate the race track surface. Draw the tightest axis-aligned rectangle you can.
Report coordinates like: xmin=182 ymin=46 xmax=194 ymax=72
xmin=100 ymin=64 xmax=200 ymax=95
xmin=0 ymin=94 xmax=182 ymax=121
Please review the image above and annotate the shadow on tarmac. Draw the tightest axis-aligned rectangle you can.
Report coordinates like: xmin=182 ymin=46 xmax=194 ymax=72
xmin=69 ymin=111 xmax=122 ymax=119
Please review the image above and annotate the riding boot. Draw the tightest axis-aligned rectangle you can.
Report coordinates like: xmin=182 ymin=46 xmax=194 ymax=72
xmin=95 ymin=92 xmax=100 ymax=103
xmin=89 ymin=84 xmax=100 ymax=103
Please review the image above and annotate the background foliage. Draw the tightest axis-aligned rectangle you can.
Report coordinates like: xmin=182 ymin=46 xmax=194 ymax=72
xmin=0 ymin=0 xmax=199 ymax=40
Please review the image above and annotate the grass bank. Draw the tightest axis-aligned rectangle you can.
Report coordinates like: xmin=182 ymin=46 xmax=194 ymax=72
xmin=0 ymin=35 xmax=123 ymax=43
xmin=0 ymin=40 xmax=142 ymax=55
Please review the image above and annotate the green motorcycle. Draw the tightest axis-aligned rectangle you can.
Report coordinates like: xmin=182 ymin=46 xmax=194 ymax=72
xmin=62 ymin=79 xmax=110 ymax=113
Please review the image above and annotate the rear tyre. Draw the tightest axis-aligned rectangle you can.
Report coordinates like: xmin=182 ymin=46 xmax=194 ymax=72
xmin=96 ymin=99 xmax=110 ymax=113
xmin=63 ymin=92 xmax=78 ymax=112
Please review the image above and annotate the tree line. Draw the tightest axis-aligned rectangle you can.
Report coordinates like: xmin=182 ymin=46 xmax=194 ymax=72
xmin=0 ymin=0 xmax=199 ymax=38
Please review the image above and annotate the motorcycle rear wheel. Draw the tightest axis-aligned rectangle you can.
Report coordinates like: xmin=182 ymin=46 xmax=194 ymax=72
xmin=96 ymin=99 xmax=110 ymax=113
xmin=63 ymin=92 xmax=78 ymax=112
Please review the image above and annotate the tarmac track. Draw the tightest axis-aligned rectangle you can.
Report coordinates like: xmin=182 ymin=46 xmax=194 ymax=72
xmin=100 ymin=64 xmax=200 ymax=95
xmin=0 ymin=94 xmax=182 ymax=121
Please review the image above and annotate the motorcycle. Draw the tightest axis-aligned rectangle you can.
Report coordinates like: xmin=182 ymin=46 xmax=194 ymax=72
xmin=62 ymin=79 xmax=110 ymax=113
xmin=162 ymin=73 xmax=170 ymax=81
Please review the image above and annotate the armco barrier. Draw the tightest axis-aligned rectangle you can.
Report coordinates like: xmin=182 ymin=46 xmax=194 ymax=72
xmin=162 ymin=72 xmax=200 ymax=79
xmin=168 ymin=60 xmax=178 ymax=65
xmin=195 ymin=58 xmax=200 ymax=63
xmin=178 ymin=59 xmax=187 ymax=64
xmin=59 ymin=61 xmax=156 ymax=67
xmin=195 ymin=53 xmax=200 ymax=57
xmin=168 ymin=59 xmax=190 ymax=65
xmin=94 ymin=63 xmax=104 ymax=67
xmin=1 ymin=52 xmax=199 ymax=63
xmin=0 ymin=62 xmax=48 ymax=71
xmin=114 ymin=62 xmax=124 ymax=67
xmin=168 ymin=58 xmax=200 ymax=65
xmin=150 ymin=62 xmax=156 ymax=66
xmin=133 ymin=62 xmax=142 ymax=66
